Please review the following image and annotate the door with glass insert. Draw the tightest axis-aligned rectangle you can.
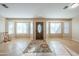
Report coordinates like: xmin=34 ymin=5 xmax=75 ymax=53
xmin=36 ymin=22 xmax=43 ymax=40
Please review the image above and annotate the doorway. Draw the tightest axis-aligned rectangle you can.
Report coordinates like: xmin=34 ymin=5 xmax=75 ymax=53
xmin=33 ymin=17 xmax=46 ymax=40
xmin=36 ymin=22 xmax=43 ymax=40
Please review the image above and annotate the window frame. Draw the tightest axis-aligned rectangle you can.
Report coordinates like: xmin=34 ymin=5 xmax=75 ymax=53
xmin=49 ymin=22 xmax=62 ymax=34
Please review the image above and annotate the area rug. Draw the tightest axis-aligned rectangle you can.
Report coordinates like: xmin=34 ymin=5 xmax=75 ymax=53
xmin=23 ymin=40 xmax=55 ymax=56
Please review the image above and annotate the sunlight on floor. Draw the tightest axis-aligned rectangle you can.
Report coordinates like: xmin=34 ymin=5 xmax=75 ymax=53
xmin=0 ymin=38 xmax=79 ymax=56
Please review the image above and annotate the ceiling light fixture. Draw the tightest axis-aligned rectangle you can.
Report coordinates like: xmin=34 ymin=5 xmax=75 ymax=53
xmin=63 ymin=3 xmax=79 ymax=9
xmin=1 ymin=4 xmax=8 ymax=8
xmin=69 ymin=3 xmax=79 ymax=8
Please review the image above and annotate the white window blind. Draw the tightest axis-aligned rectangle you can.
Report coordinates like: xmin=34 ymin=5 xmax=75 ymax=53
xmin=8 ymin=22 xmax=14 ymax=34
xmin=50 ymin=23 xmax=61 ymax=33
xmin=64 ymin=22 xmax=69 ymax=33
xmin=16 ymin=23 xmax=29 ymax=34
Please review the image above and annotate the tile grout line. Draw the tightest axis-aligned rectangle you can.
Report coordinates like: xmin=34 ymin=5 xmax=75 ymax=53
xmin=61 ymin=42 xmax=73 ymax=56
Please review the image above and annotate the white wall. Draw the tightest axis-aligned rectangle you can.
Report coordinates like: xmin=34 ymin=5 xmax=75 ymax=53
xmin=72 ymin=16 xmax=79 ymax=42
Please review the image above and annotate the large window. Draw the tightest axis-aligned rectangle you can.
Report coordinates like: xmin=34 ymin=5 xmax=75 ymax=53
xmin=30 ymin=22 xmax=33 ymax=34
xmin=50 ymin=23 xmax=61 ymax=33
xmin=0 ymin=22 xmax=3 ymax=32
xmin=64 ymin=22 xmax=69 ymax=33
xmin=16 ymin=23 xmax=29 ymax=34
xmin=8 ymin=22 xmax=14 ymax=34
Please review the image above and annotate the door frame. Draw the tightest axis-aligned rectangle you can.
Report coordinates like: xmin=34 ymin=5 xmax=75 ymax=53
xmin=33 ymin=17 xmax=46 ymax=40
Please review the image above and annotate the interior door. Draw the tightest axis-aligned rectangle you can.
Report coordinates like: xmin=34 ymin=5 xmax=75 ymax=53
xmin=36 ymin=22 xmax=43 ymax=40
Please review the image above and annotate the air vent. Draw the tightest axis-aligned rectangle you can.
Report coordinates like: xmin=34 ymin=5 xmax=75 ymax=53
xmin=1 ymin=4 xmax=8 ymax=8
xmin=63 ymin=6 xmax=68 ymax=9
xmin=63 ymin=3 xmax=79 ymax=9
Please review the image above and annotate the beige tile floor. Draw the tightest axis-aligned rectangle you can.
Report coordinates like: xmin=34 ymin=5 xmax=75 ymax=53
xmin=47 ymin=38 xmax=79 ymax=56
xmin=0 ymin=38 xmax=79 ymax=56
xmin=0 ymin=38 xmax=31 ymax=56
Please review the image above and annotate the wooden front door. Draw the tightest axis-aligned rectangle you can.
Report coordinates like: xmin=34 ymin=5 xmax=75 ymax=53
xmin=36 ymin=22 xmax=43 ymax=40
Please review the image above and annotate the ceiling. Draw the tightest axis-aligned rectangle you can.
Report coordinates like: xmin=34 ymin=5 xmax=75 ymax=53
xmin=0 ymin=3 xmax=79 ymax=18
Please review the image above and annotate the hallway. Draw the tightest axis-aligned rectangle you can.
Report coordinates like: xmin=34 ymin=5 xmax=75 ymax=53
xmin=0 ymin=38 xmax=79 ymax=56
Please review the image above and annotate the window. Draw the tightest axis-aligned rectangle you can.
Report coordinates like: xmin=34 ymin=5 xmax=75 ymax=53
xmin=64 ymin=22 xmax=69 ymax=33
xmin=0 ymin=22 xmax=3 ymax=32
xmin=46 ymin=22 xmax=49 ymax=34
xmin=16 ymin=23 xmax=29 ymax=34
xmin=30 ymin=22 xmax=33 ymax=34
xmin=50 ymin=23 xmax=61 ymax=33
xmin=8 ymin=22 xmax=14 ymax=34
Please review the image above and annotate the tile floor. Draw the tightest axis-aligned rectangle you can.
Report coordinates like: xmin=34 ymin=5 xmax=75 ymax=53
xmin=0 ymin=38 xmax=79 ymax=56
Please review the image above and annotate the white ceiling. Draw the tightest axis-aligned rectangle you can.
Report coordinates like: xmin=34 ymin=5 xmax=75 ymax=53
xmin=0 ymin=3 xmax=79 ymax=18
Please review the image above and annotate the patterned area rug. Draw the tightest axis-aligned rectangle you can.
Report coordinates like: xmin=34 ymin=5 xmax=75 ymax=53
xmin=23 ymin=40 xmax=55 ymax=56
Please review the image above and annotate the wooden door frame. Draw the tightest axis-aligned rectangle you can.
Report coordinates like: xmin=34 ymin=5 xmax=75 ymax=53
xmin=33 ymin=17 xmax=46 ymax=40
